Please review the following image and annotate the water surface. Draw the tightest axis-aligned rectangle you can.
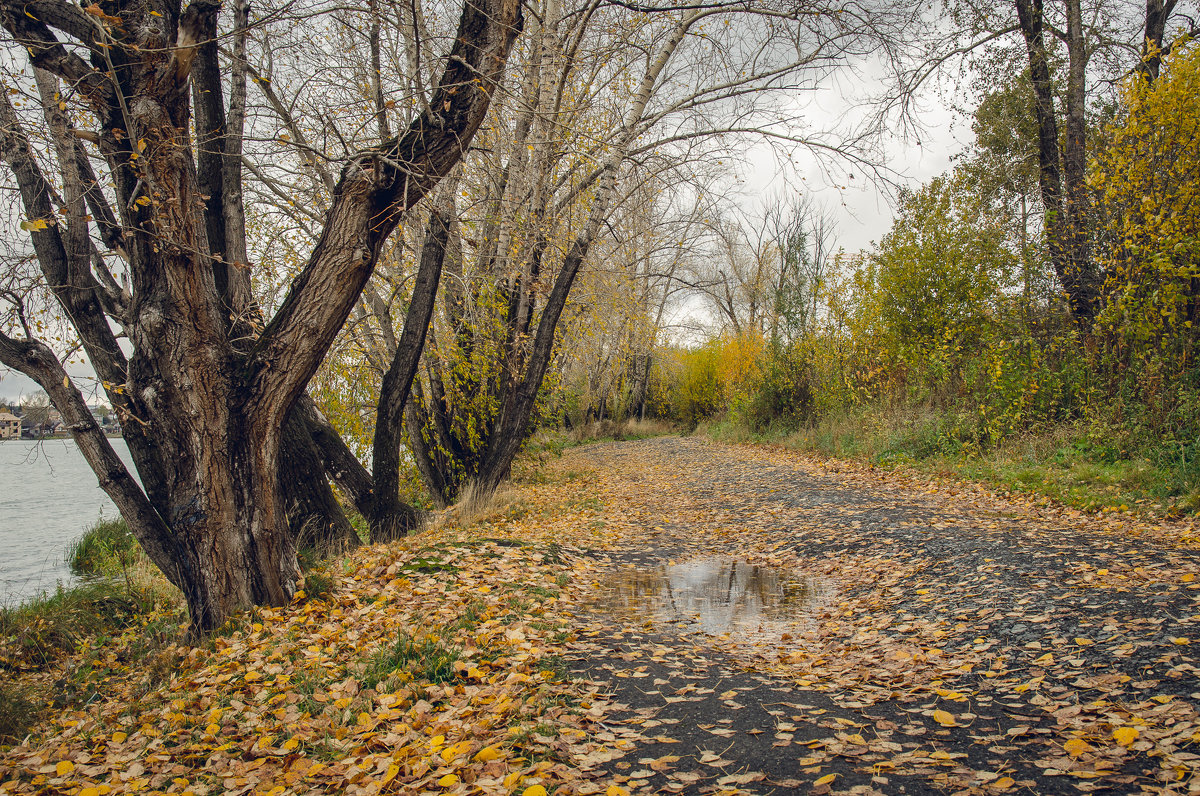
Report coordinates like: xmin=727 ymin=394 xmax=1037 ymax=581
xmin=0 ymin=438 xmax=133 ymax=605
xmin=592 ymin=557 xmax=826 ymax=636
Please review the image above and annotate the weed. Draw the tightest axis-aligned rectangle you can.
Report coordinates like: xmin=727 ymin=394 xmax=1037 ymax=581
xmin=446 ymin=599 xmax=489 ymax=633
xmin=292 ymin=669 xmax=331 ymax=717
xmin=540 ymin=542 xmax=566 ymax=565
xmin=303 ymin=571 xmax=337 ymax=601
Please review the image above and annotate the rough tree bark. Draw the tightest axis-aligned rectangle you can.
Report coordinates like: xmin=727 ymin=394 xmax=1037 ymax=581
xmin=0 ymin=0 xmax=523 ymax=633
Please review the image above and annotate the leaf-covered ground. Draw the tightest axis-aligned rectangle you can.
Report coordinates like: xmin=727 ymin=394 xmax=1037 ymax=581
xmin=551 ymin=437 xmax=1200 ymax=795
xmin=0 ymin=535 xmax=618 ymax=796
xmin=4 ymin=434 xmax=1200 ymax=795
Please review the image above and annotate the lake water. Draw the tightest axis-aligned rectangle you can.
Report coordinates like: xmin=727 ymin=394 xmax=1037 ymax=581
xmin=0 ymin=438 xmax=134 ymax=605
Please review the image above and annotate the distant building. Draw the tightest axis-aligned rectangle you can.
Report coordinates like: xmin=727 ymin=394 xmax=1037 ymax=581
xmin=0 ymin=412 xmax=21 ymax=439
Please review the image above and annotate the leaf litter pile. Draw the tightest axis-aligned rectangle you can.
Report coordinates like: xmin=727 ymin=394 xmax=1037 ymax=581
xmin=0 ymin=536 xmax=621 ymax=796
xmin=4 ymin=434 xmax=1200 ymax=795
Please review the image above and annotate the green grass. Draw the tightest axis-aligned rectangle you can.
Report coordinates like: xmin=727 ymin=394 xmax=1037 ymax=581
xmin=0 ymin=575 xmax=181 ymax=746
xmin=706 ymin=407 xmax=1200 ymax=518
xmin=67 ymin=518 xmax=142 ymax=576
xmin=397 ymin=557 xmax=460 ymax=574
xmin=944 ymin=441 xmax=1189 ymax=514
xmin=361 ymin=632 xmax=461 ymax=691
xmin=0 ymin=580 xmax=160 ymax=669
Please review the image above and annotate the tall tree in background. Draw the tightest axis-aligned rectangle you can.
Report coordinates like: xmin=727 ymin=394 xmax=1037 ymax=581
xmin=1012 ymin=0 xmax=1099 ymax=319
xmin=401 ymin=0 xmax=913 ymax=500
xmin=0 ymin=0 xmax=522 ymax=631
xmin=943 ymin=0 xmax=1196 ymax=322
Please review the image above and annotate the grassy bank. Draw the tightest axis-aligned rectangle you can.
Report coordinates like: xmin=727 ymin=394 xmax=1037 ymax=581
xmin=0 ymin=518 xmax=182 ymax=745
xmin=705 ymin=408 xmax=1200 ymax=519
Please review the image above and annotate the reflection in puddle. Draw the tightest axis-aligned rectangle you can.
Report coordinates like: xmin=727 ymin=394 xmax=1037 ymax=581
xmin=594 ymin=557 xmax=825 ymax=635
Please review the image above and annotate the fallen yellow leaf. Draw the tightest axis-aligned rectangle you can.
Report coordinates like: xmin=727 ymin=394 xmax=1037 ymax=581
xmin=992 ymin=776 xmax=1015 ymax=790
xmin=523 ymin=787 xmax=548 ymax=796
xmin=606 ymin=787 xmax=630 ymax=796
xmin=1063 ymin=738 xmax=1091 ymax=757
xmin=441 ymin=740 xmax=471 ymax=762
xmin=55 ymin=761 xmax=74 ymax=777
xmin=932 ymin=709 xmax=957 ymax=727
xmin=1112 ymin=727 xmax=1139 ymax=746
xmin=474 ymin=745 xmax=501 ymax=762
xmin=814 ymin=773 xmax=837 ymax=786
xmin=438 ymin=774 xmax=459 ymax=787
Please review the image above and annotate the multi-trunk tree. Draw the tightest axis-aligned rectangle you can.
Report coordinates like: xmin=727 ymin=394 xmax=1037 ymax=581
xmin=0 ymin=0 xmax=522 ymax=632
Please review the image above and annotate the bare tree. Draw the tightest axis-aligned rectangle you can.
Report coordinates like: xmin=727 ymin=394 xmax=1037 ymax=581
xmin=0 ymin=0 xmax=522 ymax=632
xmin=390 ymin=0 xmax=916 ymax=499
xmin=683 ymin=193 xmax=835 ymax=342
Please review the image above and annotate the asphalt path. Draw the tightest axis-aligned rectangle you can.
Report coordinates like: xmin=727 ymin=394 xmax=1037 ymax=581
xmin=558 ymin=436 xmax=1200 ymax=796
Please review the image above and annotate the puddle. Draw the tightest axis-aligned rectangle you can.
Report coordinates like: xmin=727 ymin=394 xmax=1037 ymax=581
xmin=592 ymin=557 xmax=827 ymax=636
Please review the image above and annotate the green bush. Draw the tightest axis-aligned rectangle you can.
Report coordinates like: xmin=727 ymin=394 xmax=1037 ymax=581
xmin=738 ymin=344 xmax=814 ymax=432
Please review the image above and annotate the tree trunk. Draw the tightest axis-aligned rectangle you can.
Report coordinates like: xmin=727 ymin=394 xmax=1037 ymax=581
xmin=280 ymin=409 xmax=360 ymax=554
xmin=1139 ymin=0 xmax=1178 ymax=82
xmin=405 ymin=392 xmax=453 ymax=509
xmin=369 ymin=185 xmax=456 ymax=540
xmin=1014 ymin=0 xmax=1099 ymax=322
xmin=1061 ymin=0 xmax=1099 ymax=320
xmin=0 ymin=0 xmax=524 ymax=634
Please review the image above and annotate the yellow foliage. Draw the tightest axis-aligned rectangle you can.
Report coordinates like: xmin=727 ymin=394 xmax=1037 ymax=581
xmin=1093 ymin=41 xmax=1200 ymax=361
